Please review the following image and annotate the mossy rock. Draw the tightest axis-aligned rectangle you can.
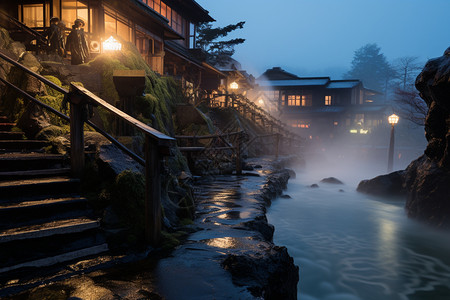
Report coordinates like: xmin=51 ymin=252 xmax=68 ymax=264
xmin=110 ymin=170 xmax=145 ymax=237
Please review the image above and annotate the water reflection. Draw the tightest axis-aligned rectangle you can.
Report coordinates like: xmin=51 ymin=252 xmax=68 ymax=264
xmin=203 ymin=236 xmax=253 ymax=249
xmin=267 ymin=172 xmax=450 ymax=300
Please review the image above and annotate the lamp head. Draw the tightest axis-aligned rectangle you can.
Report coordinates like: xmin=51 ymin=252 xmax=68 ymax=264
xmin=388 ymin=114 xmax=399 ymax=125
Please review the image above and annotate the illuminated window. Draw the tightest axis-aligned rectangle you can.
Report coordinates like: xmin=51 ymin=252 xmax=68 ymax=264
xmin=288 ymin=95 xmax=301 ymax=106
xmin=104 ymin=10 xmax=133 ymax=42
xmin=288 ymin=94 xmax=312 ymax=106
xmin=62 ymin=0 xmax=89 ymax=32
xmin=325 ymin=95 xmax=332 ymax=106
xmin=281 ymin=94 xmax=285 ymax=106
xmin=333 ymin=121 xmax=338 ymax=126
xmin=290 ymin=119 xmax=311 ymax=128
xmin=21 ymin=4 xmax=44 ymax=28
xmin=153 ymin=0 xmax=161 ymax=13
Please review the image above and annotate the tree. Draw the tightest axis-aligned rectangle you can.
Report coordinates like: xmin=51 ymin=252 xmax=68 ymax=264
xmin=196 ymin=21 xmax=245 ymax=66
xmin=394 ymin=88 xmax=427 ymax=126
xmin=392 ymin=56 xmax=427 ymax=126
xmin=393 ymin=56 xmax=423 ymax=90
xmin=344 ymin=43 xmax=395 ymax=94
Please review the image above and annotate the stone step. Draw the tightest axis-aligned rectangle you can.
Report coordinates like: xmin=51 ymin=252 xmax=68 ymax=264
xmin=0 ymin=131 xmax=24 ymax=140
xmin=0 ymin=116 xmax=8 ymax=123
xmin=0 ymin=123 xmax=15 ymax=131
xmin=0 ymin=153 xmax=67 ymax=172
xmin=0 ymin=140 xmax=49 ymax=151
xmin=0 ymin=244 xmax=109 ymax=274
xmin=0 ymin=177 xmax=80 ymax=201
xmin=0 ymin=196 xmax=88 ymax=229
xmin=0 ymin=220 xmax=106 ymax=271
xmin=0 ymin=167 xmax=71 ymax=180
xmin=0 ymin=218 xmax=100 ymax=244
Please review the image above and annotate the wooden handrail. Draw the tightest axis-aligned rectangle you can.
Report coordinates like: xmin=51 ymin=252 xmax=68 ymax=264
xmin=0 ymin=76 xmax=70 ymax=122
xmin=0 ymin=50 xmax=68 ymax=94
xmin=0 ymin=11 xmax=48 ymax=46
xmin=0 ymin=50 xmax=173 ymax=245
xmin=70 ymin=84 xmax=174 ymax=146
xmin=175 ymin=131 xmax=243 ymax=140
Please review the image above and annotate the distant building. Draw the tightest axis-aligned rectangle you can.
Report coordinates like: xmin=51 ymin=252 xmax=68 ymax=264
xmin=0 ymin=0 xmax=224 ymax=90
xmin=256 ymin=67 xmax=388 ymax=141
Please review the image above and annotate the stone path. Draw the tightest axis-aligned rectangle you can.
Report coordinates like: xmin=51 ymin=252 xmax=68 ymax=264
xmin=5 ymin=158 xmax=297 ymax=300
xmin=156 ymin=173 xmax=270 ymax=299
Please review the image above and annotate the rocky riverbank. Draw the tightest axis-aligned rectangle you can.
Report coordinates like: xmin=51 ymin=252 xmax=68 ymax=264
xmin=4 ymin=157 xmax=299 ymax=300
xmin=156 ymin=156 xmax=299 ymax=299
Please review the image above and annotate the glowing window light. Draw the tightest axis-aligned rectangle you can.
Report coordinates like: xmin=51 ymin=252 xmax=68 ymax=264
xmin=359 ymin=129 xmax=369 ymax=134
xmin=388 ymin=114 xmax=399 ymax=125
xmin=258 ymin=98 xmax=264 ymax=105
xmin=102 ymin=36 xmax=122 ymax=52
xmin=349 ymin=129 xmax=358 ymax=134
xmin=229 ymin=81 xmax=239 ymax=90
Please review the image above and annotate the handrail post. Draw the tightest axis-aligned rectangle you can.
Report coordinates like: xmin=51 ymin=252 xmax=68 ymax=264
xmin=145 ymin=135 xmax=162 ymax=245
xmin=236 ymin=132 xmax=242 ymax=175
xmin=68 ymin=92 xmax=85 ymax=178
xmin=275 ymin=133 xmax=280 ymax=159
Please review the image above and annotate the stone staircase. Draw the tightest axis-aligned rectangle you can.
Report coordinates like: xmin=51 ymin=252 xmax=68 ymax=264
xmin=0 ymin=112 xmax=108 ymax=284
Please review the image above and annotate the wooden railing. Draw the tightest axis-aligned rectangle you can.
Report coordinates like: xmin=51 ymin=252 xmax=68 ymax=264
xmin=208 ymin=93 xmax=304 ymax=148
xmin=0 ymin=50 xmax=174 ymax=245
xmin=0 ymin=11 xmax=48 ymax=50
xmin=175 ymin=131 xmax=244 ymax=175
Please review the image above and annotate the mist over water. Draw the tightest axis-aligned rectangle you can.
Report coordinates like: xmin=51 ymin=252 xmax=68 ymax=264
xmin=267 ymin=151 xmax=450 ymax=300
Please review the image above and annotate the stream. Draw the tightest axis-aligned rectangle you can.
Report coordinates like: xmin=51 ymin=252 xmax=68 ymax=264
xmin=267 ymin=160 xmax=450 ymax=300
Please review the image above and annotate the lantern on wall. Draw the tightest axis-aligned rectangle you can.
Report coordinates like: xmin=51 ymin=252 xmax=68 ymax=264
xmin=102 ymin=36 xmax=122 ymax=52
xmin=229 ymin=81 xmax=239 ymax=90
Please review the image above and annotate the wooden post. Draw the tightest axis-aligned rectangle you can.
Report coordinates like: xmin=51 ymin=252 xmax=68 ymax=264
xmin=69 ymin=96 xmax=85 ymax=178
xmin=236 ymin=133 xmax=242 ymax=175
xmin=144 ymin=135 xmax=162 ymax=245
xmin=275 ymin=133 xmax=280 ymax=159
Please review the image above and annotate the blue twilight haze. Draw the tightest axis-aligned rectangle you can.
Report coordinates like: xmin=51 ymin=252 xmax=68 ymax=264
xmin=196 ymin=0 xmax=450 ymax=78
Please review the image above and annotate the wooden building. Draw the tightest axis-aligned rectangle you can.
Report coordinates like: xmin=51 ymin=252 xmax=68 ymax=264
xmin=0 ymin=0 xmax=224 ymax=88
xmin=256 ymin=67 xmax=388 ymax=140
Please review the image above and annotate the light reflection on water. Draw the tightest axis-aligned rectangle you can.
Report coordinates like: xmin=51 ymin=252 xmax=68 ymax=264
xmin=267 ymin=170 xmax=450 ymax=300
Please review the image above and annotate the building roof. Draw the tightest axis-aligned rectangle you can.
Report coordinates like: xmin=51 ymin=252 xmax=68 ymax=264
xmin=258 ymin=78 xmax=330 ymax=87
xmin=164 ymin=40 xmax=203 ymax=68
xmin=163 ymin=0 xmax=214 ymax=23
xmin=326 ymin=80 xmax=361 ymax=89
xmin=257 ymin=67 xmax=300 ymax=81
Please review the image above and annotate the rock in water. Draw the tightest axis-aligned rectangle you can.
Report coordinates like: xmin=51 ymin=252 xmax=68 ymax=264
xmin=320 ymin=177 xmax=344 ymax=184
xmin=404 ymin=47 xmax=450 ymax=227
xmin=357 ymin=171 xmax=406 ymax=197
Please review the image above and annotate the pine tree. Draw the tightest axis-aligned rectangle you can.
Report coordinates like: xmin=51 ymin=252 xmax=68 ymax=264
xmin=344 ymin=43 xmax=395 ymax=93
xmin=196 ymin=21 xmax=245 ymax=66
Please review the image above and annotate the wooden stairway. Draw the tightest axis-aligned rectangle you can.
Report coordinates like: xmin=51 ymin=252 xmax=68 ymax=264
xmin=0 ymin=113 xmax=108 ymax=283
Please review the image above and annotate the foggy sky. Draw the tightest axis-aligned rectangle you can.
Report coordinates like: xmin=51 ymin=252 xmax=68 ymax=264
xmin=196 ymin=0 xmax=450 ymax=79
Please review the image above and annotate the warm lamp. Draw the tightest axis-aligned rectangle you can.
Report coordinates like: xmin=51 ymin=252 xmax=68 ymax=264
xmin=102 ymin=36 xmax=122 ymax=52
xmin=388 ymin=114 xmax=399 ymax=125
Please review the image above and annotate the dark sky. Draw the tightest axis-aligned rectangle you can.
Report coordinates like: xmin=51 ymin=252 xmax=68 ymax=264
xmin=196 ymin=0 xmax=450 ymax=79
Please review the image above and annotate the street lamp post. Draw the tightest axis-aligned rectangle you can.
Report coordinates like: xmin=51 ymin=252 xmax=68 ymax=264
xmin=387 ymin=113 xmax=399 ymax=173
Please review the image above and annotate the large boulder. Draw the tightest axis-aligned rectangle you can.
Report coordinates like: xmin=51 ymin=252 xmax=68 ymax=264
xmin=16 ymin=102 xmax=52 ymax=139
xmin=222 ymin=245 xmax=299 ymax=300
xmin=357 ymin=170 xmax=406 ymax=197
xmin=403 ymin=47 xmax=450 ymax=227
